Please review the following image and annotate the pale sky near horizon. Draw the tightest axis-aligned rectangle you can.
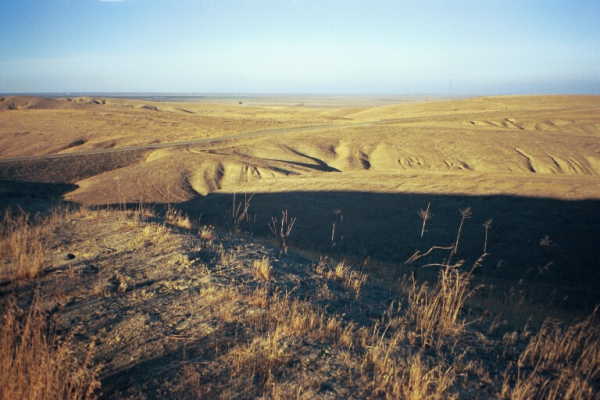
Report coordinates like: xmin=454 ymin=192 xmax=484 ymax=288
xmin=1 ymin=0 xmax=599 ymax=95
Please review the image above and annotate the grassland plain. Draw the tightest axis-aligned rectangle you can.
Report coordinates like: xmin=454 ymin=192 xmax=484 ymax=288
xmin=1 ymin=95 xmax=599 ymax=398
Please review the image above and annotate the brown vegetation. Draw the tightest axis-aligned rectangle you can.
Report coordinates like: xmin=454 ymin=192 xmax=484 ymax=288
xmin=501 ymin=308 xmax=600 ymax=399
xmin=269 ymin=209 xmax=296 ymax=255
xmin=0 ymin=205 xmax=596 ymax=398
xmin=252 ymin=257 xmax=273 ymax=281
xmin=0 ymin=210 xmax=50 ymax=281
xmin=0 ymin=297 xmax=99 ymax=400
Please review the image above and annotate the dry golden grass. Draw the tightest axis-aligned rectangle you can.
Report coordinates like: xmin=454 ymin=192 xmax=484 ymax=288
xmin=0 ymin=298 xmax=99 ymax=400
xmin=141 ymin=223 xmax=169 ymax=238
xmin=195 ymin=280 xmax=463 ymax=399
xmin=502 ymin=308 xmax=600 ymax=400
xmin=226 ymin=328 xmax=293 ymax=391
xmin=0 ymin=198 xmax=597 ymax=398
xmin=355 ymin=295 xmax=460 ymax=398
xmin=88 ymin=203 xmax=157 ymax=228
xmin=218 ymin=248 xmax=237 ymax=267
xmin=325 ymin=261 xmax=368 ymax=299
xmin=198 ymin=225 xmax=216 ymax=241
xmin=120 ymin=204 xmax=157 ymax=225
xmin=0 ymin=211 xmax=47 ymax=280
xmin=252 ymin=257 xmax=273 ymax=281
xmin=361 ymin=346 xmax=456 ymax=400
xmin=405 ymin=263 xmax=478 ymax=347
xmin=165 ymin=206 xmax=193 ymax=230
xmin=127 ymin=222 xmax=169 ymax=249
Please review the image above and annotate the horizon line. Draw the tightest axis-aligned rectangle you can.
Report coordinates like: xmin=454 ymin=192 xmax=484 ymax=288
xmin=2 ymin=91 xmax=600 ymax=98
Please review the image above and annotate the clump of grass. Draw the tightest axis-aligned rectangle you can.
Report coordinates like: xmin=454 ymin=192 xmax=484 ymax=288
xmin=502 ymin=307 xmax=600 ymax=399
xmin=127 ymin=220 xmax=170 ymax=249
xmin=112 ymin=272 xmax=129 ymax=293
xmin=326 ymin=261 xmax=368 ymax=299
xmin=253 ymin=257 xmax=273 ymax=281
xmin=403 ymin=205 xmax=481 ymax=346
xmin=141 ymin=223 xmax=169 ymax=242
xmin=215 ymin=244 xmax=237 ymax=267
xmin=0 ymin=210 xmax=46 ymax=280
xmin=405 ymin=257 xmax=482 ymax=347
xmin=198 ymin=225 xmax=216 ymax=241
xmin=190 ymin=288 xmax=347 ymax=397
xmin=226 ymin=328 xmax=292 ymax=392
xmin=362 ymin=344 xmax=456 ymax=400
xmin=0 ymin=297 xmax=100 ymax=400
xmin=245 ymin=289 xmax=344 ymax=344
xmin=113 ymin=203 xmax=156 ymax=226
xmin=399 ymin=354 xmax=455 ymax=400
xmin=333 ymin=261 xmax=350 ymax=280
xmin=165 ymin=206 xmax=193 ymax=230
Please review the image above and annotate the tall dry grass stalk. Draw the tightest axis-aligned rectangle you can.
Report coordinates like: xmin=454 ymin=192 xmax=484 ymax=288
xmin=448 ymin=207 xmax=472 ymax=264
xmin=0 ymin=211 xmax=46 ymax=280
xmin=407 ymin=206 xmax=474 ymax=265
xmin=483 ymin=218 xmax=493 ymax=254
xmin=0 ymin=298 xmax=100 ymax=400
xmin=232 ymin=192 xmax=254 ymax=231
xmin=269 ymin=209 xmax=296 ymax=255
xmin=418 ymin=202 xmax=431 ymax=239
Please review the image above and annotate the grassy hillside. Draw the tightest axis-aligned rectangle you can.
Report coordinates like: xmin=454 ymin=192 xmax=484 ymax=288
xmin=0 ymin=205 xmax=598 ymax=399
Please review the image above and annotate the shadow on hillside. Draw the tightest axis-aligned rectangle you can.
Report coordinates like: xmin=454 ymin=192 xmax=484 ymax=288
xmin=0 ymin=179 xmax=80 ymax=215
xmin=0 ymin=149 xmax=147 ymax=184
xmin=74 ymin=188 xmax=600 ymax=311
xmin=171 ymin=191 xmax=600 ymax=310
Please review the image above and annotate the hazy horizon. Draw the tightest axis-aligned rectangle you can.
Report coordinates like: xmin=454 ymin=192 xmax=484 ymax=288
xmin=2 ymin=0 xmax=599 ymax=95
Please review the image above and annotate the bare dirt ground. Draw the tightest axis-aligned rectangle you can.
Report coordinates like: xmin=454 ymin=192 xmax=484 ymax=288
xmin=1 ymin=209 xmax=394 ymax=398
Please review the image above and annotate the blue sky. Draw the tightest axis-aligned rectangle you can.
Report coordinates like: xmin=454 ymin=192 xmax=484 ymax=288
xmin=1 ymin=0 xmax=599 ymax=94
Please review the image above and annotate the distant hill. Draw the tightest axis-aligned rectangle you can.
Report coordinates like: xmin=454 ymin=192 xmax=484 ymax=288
xmin=0 ymin=95 xmax=111 ymax=111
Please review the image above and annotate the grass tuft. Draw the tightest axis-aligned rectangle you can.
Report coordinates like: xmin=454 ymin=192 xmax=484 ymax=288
xmin=198 ymin=225 xmax=216 ymax=241
xmin=253 ymin=257 xmax=273 ymax=281
xmin=405 ymin=260 xmax=480 ymax=347
xmin=326 ymin=261 xmax=368 ymax=299
xmin=165 ymin=206 xmax=193 ymax=230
